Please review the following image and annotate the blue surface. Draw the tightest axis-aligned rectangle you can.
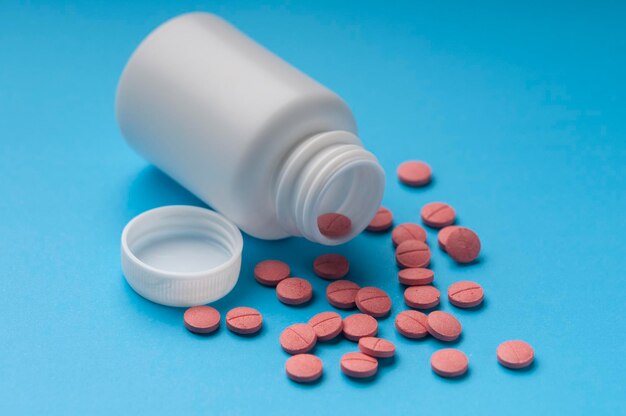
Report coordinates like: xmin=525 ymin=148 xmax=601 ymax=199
xmin=1 ymin=1 xmax=625 ymax=414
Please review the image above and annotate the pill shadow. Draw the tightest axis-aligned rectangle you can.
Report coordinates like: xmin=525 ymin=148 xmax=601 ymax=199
xmin=450 ymin=298 xmax=488 ymax=313
xmin=499 ymin=359 xmax=538 ymax=375
xmin=397 ymin=177 xmax=436 ymax=192
xmin=288 ymin=373 xmax=324 ymax=388
xmin=449 ymin=255 xmax=485 ymax=269
xmin=436 ymin=367 xmax=471 ymax=383
xmin=430 ymin=333 xmax=463 ymax=347
xmin=342 ymin=373 xmax=379 ymax=385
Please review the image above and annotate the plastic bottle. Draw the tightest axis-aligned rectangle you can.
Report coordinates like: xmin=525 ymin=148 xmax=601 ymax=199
xmin=116 ymin=13 xmax=385 ymax=245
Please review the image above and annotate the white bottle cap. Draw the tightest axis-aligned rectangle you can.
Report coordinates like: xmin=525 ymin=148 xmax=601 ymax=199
xmin=121 ymin=205 xmax=243 ymax=307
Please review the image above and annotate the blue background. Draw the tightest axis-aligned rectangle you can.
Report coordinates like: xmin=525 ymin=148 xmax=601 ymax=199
xmin=1 ymin=1 xmax=625 ymax=414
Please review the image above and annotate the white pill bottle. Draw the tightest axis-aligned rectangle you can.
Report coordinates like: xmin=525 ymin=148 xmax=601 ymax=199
xmin=116 ymin=13 xmax=385 ymax=245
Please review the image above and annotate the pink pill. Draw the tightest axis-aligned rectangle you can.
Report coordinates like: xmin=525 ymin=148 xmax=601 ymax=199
xmin=317 ymin=213 xmax=352 ymax=238
xmin=397 ymin=161 xmax=432 ymax=187
xmin=183 ymin=306 xmax=220 ymax=334
xmin=308 ymin=311 xmax=343 ymax=341
xmin=448 ymin=281 xmax=484 ymax=308
xmin=391 ymin=223 xmax=427 ymax=246
xmin=276 ymin=277 xmax=313 ymax=305
xmin=404 ymin=285 xmax=440 ymax=309
xmin=280 ymin=323 xmax=317 ymax=354
xmin=395 ymin=240 xmax=431 ymax=268
xmin=446 ymin=227 xmax=481 ymax=264
xmin=225 ymin=307 xmax=263 ymax=335
xmin=326 ymin=280 xmax=360 ymax=309
xmin=437 ymin=225 xmax=460 ymax=252
xmin=395 ymin=310 xmax=429 ymax=339
xmin=366 ymin=206 xmax=393 ymax=232
xmin=313 ymin=253 xmax=349 ymax=280
xmin=420 ymin=202 xmax=456 ymax=228
xmin=254 ymin=259 xmax=290 ymax=286
xmin=497 ymin=340 xmax=534 ymax=369
xmin=355 ymin=287 xmax=392 ymax=318
xmin=358 ymin=337 xmax=396 ymax=358
xmin=431 ymin=349 xmax=469 ymax=378
xmin=343 ymin=313 xmax=378 ymax=341
xmin=398 ymin=268 xmax=434 ymax=286
xmin=340 ymin=352 xmax=378 ymax=378
xmin=285 ymin=354 xmax=323 ymax=383
xmin=426 ymin=311 xmax=462 ymax=342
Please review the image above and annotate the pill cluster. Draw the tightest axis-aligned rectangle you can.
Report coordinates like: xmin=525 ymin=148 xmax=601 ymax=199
xmin=181 ymin=159 xmax=534 ymax=383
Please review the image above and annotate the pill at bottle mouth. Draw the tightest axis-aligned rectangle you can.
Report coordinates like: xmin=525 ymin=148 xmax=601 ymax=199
xmin=395 ymin=310 xmax=429 ymax=339
xmin=285 ymin=354 xmax=323 ymax=383
xmin=497 ymin=340 xmax=534 ymax=369
xmin=276 ymin=278 xmax=313 ymax=305
xmin=426 ymin=311 xmax=462 ymax=342
xmin=254 ymin=259 xmax=290 ymax=286
xmin=358 ymin=337 xmax=396 ymax=358
xmin=317 ymin=213 xmax=352 ymax=238
xmin=355 ymin=287 xmax=392 ymax=318
xmin=391 ymin=223 xmax=427 ymax=246
xmin=404 ymin=285 xmax=441 ymax=309
xmin=326 ymin=280 xmax=360 ymax=309
xmin=313 ymin=254 xmax=349 ymax=280
xmin=398 ymin=268 xmax=434 ymax=286
xmin=437 ymin=225 xmax=460 ymax=252
xmin=446 ymin=227 xmax=481 ymax=264
xmin=183 ymin=306 xmax=221 ymax=334
xmin=340 ymin=352 xmax=378 ymax=378
xmin=225 ymin=306 xmax=263 ymax=335
xmin=366 ymin=206 xmax=393 ymax=232
xmin=342 ymin=313 xmax=378 ymax=341
xmin=420 ymin=202 xmax=456 ymax=228
xmin=397 ymin=161 xmax=432 ymax=187
xmin=308 ymin=311 xmax=343 ymax=341
xmin=448 ymin=281 xmax=484 ymax=308
xmin=396 ymin=240 xmax=431 ymax=268
xmin=280 ymin=323 xmax=317 ymax=354
xmin=431 ymin=349 xmax=469 ymax=378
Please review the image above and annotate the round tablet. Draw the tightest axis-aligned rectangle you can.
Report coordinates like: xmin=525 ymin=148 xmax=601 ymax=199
xmin=398 ymin=268 xmax=434 ymax=286
xmin=395 ymin=240 xmax=431 ymax=268
xmin=355 ymin=287 xmax=392 ymax=318
xmin=285 ymin=354 xmax=323 ymax=383
xmin=431 ymin=349 xmax=469 ymax=378
xmin=391 ymin=223 xmax=427 ymax=246
xmin=448 ymin=281 xmax=484 ymax=308
xmin=313 ymin=254 xmax=349 ymax=280
xmin=426 ymin=311 xmax=462 ymax=342
xmin=276 ymin=278 xmax=313 ymax=305
xmin=280 ymin=323 xmax=317 ymax=354
xmin=317 ymin=213 xmax=352 ymax=238
xmin=183 ymin=306 xmax=221 ymax=334
xmin=254 ymin=259 xmax=290 ymax=286
xmin=366 ymin=206 xmax=393 ymax=232
xmin=446 ymin=227 xmax=481 ymax=264
xmin=397 ymin=161 xmax=432 ymax=186
xmin=497 ymin=340 xmax=534 ymax=369
xmin=308 ymin=311 xmax=343 ymax=341
xmin=358 ymin=337 xmax=395 ymax=358
xmin=404 ymin=285 xmax=440 ymax=309
xmin=340 ymin=352 xmax=378 ymax=378
xmin=225 ymin=307 xmax=263 ymax=335
xmin=420 ymin=202 xmax=456 ymax=228
xmin=326 ymin=280 xmax=360 ymax=309
xmin=437 ymin=225 xmax=460 ymax=252
xmin=342 ymin=313 xmax=378 ymax=341
xmin=395 ymin=310 xmax=429 ymax=339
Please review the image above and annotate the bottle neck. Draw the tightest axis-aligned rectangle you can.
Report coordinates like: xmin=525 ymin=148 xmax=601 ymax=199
xmin=275 ymin=131 xmax=385 ymax=245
